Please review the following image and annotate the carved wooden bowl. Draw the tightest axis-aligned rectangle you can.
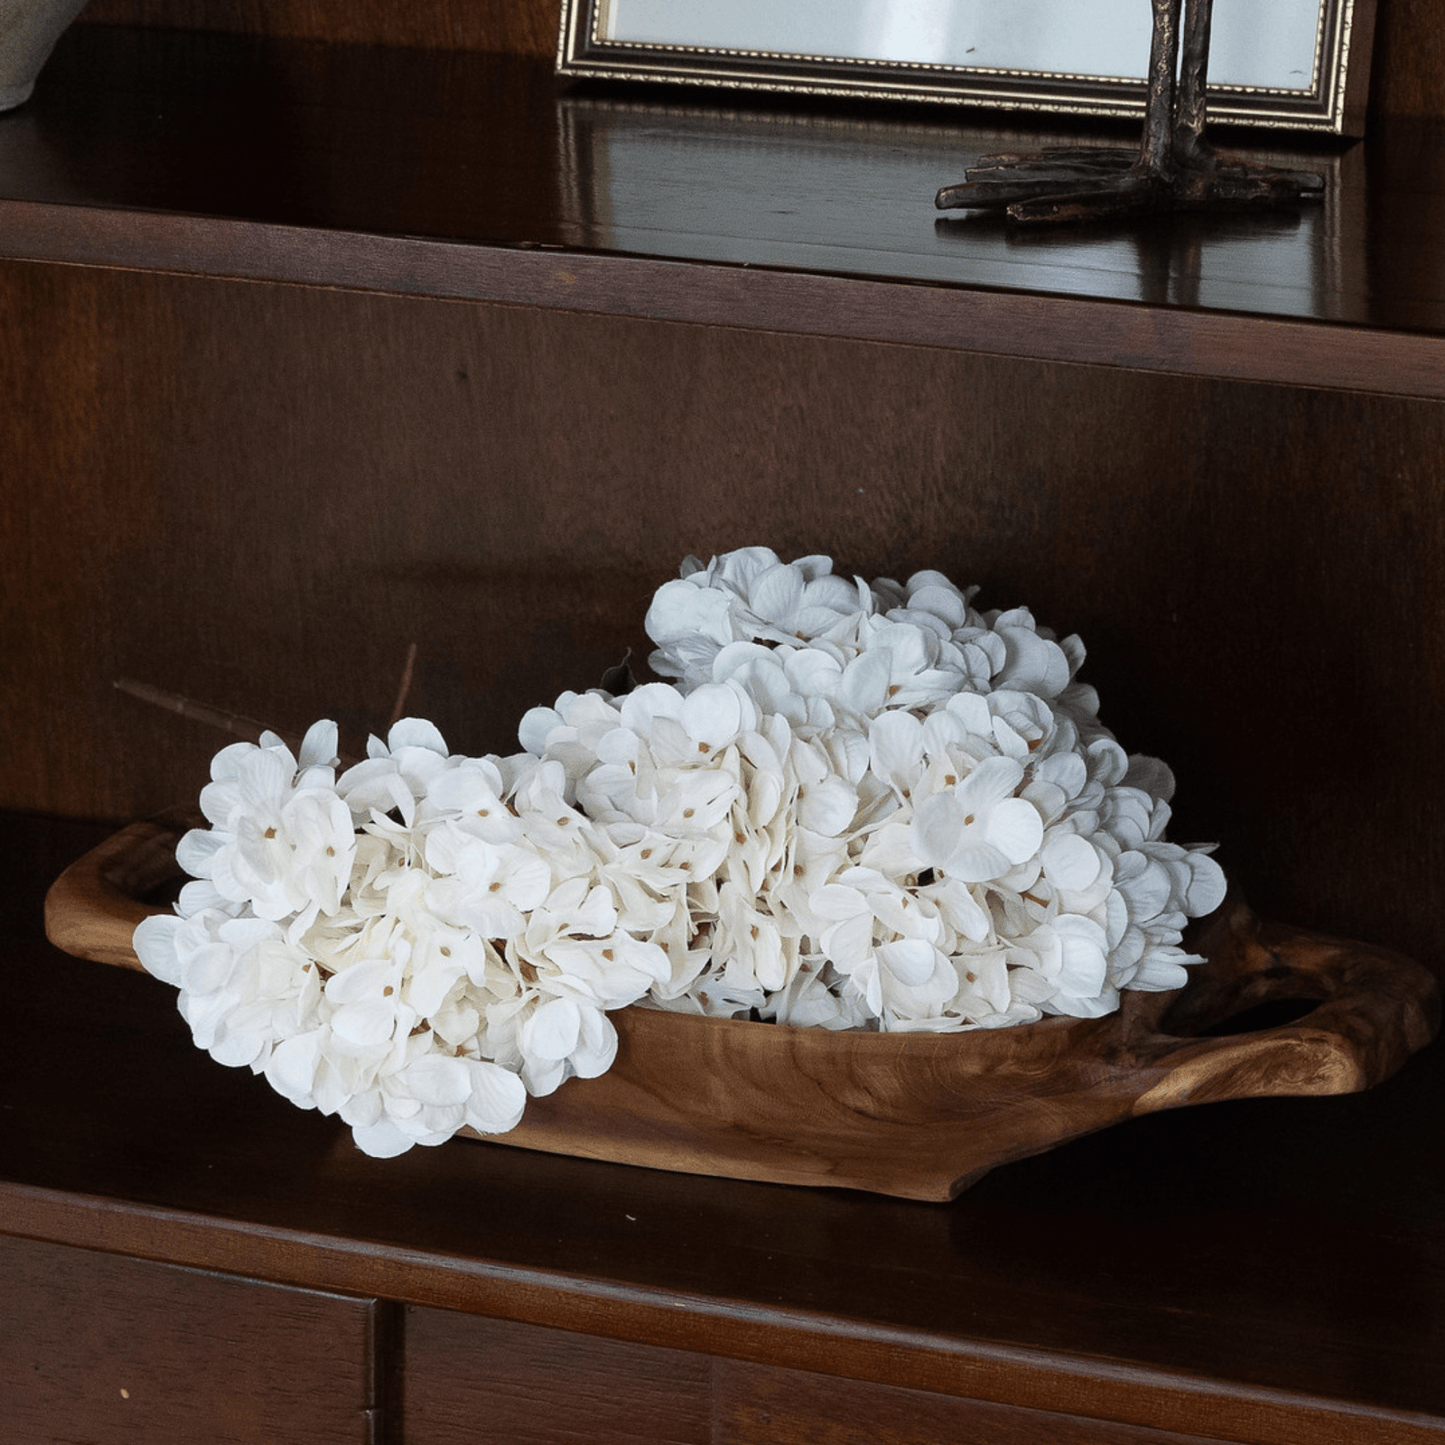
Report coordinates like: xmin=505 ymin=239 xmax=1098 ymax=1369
xmin=46 ymin=820 xmax=1442 ymax=1201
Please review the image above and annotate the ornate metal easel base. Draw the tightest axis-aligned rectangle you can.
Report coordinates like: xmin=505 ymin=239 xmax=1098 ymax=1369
xmin=936 ymin=145 xmax=1324 ymax=225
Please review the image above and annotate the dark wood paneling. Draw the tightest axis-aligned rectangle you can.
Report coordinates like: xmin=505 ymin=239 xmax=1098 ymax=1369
xmin=1367 ymin=0 xmax=1445 ymax=120
xmin=404 ymin=1309 xmax=711 ymax=1444
xmin=0 ymin=1233 xmax=382 ymax=1444
xmin=4 ymin=259 xmax=1444 ymax=969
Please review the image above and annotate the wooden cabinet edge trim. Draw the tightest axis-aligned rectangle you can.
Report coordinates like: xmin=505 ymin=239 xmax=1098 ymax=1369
xmin=1 ymin=199 xmax=1442 ymax=401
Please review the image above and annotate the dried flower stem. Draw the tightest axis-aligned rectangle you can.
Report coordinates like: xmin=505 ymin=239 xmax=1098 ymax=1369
xmin=389 ymin=643 xmax=419 ymax=728
xmin=115 ymin=678 xmax=300 ymax=751
xmin=116 ymin=679 xmax=364 ymax=767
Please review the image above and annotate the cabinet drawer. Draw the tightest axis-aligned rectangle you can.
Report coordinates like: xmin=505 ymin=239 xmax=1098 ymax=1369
xmin=404 ymin=1308 xmax=1225 ymax=1445
xmin=718 ymin=1361 xmax=1233 ymax=1445
xmin=404 ymin=1307 xmax=712 ymax=1444
xmin=0 ymin=1234 xmax=381 ymax=1444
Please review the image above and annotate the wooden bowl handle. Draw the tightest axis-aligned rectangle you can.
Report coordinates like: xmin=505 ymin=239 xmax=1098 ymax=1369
xmin=1129 ymin=903 xmax=1440 ymax=1112
xmin=44 ymin=820 xmax=182 ymax=971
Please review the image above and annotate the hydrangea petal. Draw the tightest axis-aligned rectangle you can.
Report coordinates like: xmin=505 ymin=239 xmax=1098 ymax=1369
xmin=133 ymin=914 xmax=185 ymax=986
xmin=350 ymin=1119 xmax=419 ymax=1158
xmin=520 ymin=997 xmax=581 ymax=1062
xmin=464 ymin=1059 xmax=528 ymax=1133
xmin=1041 ymin=832 xmax=1104 ymax=892
xmin=405 ymin=1053 xmax=474 ymax=1107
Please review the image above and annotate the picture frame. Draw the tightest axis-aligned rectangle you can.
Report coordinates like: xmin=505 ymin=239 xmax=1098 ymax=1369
xmin=556 ymin=0 xmax=1376 ymax=136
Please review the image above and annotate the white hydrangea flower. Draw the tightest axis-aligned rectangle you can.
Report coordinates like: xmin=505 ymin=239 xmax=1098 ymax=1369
xmin=175 ymin=721 xmax=352 ymax=937
xmin=636 ymin=548 xmax=1224 ymax=1029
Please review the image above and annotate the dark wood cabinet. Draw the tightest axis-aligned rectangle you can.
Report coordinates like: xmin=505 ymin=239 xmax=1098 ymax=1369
xmin=6 ymin=817 xmax=1444 ymax=1443
xmin=3 ymin=10 xmax=1445 ymax=1443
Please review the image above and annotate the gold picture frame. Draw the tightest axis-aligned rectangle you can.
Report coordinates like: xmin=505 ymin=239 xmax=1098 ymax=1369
xmin=556 ymin=0 xmax=1376 ymax=135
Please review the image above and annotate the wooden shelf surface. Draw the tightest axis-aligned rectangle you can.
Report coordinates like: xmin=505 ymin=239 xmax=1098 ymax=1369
xmin=2 ymin=25 xmax=1445 ymax=398
xmin=5 ymin=816 xmax=1445 ymax=1445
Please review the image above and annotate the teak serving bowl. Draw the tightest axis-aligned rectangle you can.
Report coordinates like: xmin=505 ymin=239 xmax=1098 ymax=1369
xmin=46 ymin=819 xmax=1441 ymax=1201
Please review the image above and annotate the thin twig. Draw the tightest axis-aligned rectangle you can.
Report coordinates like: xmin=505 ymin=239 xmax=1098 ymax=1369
xmin=115 ymin=679 xmax=302 ymax=751
xmin=389 ymin=642 xmax=419 ymax=728
xmin=116 ymin=678 xmax=371 ymax=766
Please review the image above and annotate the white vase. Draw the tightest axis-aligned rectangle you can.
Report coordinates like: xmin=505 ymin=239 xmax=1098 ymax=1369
xmin=0 ymin=0 xmax=88 ymax=111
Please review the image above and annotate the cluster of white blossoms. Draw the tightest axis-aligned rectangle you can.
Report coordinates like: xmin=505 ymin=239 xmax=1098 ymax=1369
xmin=135 ymin=547 xmax=1225 ymax=1157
